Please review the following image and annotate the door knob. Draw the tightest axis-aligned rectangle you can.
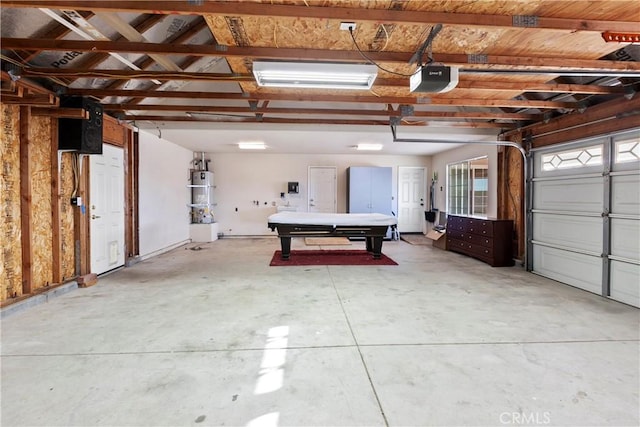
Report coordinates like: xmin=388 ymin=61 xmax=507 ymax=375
xmin=91 ymin=215 xmax=101 ymax=219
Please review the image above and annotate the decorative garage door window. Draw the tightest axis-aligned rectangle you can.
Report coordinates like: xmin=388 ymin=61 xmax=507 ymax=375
xmin=615 ymin=137 xmax=640 ymax=164
xmin=541 ymin=145 xmax=602 ymax=171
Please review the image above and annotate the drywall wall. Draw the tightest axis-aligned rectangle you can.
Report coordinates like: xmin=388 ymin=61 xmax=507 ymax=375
xmin=209 ymin=153 xmax=431 ymax=235
xmin=138 ymin=130 xmax=192 ymax=257
xmin=431 ymin=144 xmax=499 ymax=218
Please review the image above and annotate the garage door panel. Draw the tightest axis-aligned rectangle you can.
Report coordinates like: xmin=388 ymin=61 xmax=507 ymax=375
xmin=533 ymin=245 xmax=602 ymax=294
xmin=533 ymin=178 xmax=603 ymax=213
xmin=610 ymin=261 xmax=640 ymax=307
xmin=533 ymin=132 xmax=639 ymax=303
xmin=533 ymin=214 xmax=602 ymax=253
xmin=611 ymin=218 xmax=640 ymax=260
xmin=611 ymin=175 xmax=640 ymax=215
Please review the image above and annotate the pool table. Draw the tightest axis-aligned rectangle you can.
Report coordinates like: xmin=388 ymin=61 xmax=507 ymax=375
xmin=268 ymin=212 xmax=397 ymax=260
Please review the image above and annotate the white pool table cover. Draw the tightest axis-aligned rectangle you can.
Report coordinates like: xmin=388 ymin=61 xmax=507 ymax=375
xmin=268 ymin=212 xmax=397 ymax=226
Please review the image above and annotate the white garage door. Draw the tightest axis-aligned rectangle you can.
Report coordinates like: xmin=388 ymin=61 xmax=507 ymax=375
xmin=531 ymin=130 xmax=640 ymax=307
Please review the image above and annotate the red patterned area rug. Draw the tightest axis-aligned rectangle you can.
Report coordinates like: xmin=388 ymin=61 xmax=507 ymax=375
xmin=269 ymin=250 xmax=397 ymax=266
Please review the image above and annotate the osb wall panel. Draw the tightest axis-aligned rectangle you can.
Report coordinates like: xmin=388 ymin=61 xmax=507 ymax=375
xmin=0 ymin=104 xmax=22 ymax=301
xmin=60 ymin=152 xmax=75 ymax=280
xmin=29 ymin=116 xmax=53 ymax=290
xmin=505 ymin=145 xmax=524 ymax=259
xmin=204 ymin=10 xmax=549 ymax=99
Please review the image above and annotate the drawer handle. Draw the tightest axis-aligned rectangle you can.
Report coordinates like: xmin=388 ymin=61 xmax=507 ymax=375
xmin=470 ymin=228 xmax=474 ymax=232
xmin=482 ymin=231 xmax=487 ymax=234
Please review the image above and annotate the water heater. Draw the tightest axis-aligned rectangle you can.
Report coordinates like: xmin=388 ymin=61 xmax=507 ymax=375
xmin=191 ymin=171 xmax=214 ymax=224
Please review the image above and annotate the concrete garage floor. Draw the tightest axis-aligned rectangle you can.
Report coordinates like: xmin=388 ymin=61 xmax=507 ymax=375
xmin=1 ymin=237 xmax=638 ymax=427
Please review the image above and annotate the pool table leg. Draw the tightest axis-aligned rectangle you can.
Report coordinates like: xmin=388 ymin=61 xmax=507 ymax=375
xmin=280 ymin=236 xmax=292 ymax=259
xmin=368 ymin=236 xmax=383 ymax=259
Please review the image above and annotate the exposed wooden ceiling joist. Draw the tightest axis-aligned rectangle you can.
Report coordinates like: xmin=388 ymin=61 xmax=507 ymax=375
xmin=0 ymin=93 xmax=58 ymax=105
xmin=69 ymin=81 xmax=628 ymax=97
xmin=503 ymin=94 xmax=640 ymax=140
xmin=4 ymin=1 xmax=638 ymax=32
xmin=118 ymin=114 xmax=514 ymax=128
xmin=12 ymin=10 xmax=95 ymax=63
xmin=0 ymin=70 xmax=56 ymax=95
xmin=101 ymin=96 xmax=580 ymax=110
xmin=1 ymin=0 xmax=637 ymax=145
xmin=31 ymin=107 xmax=89 ymax=118
xmin=102 ymin=103 xmax=533 ymax=122
xmin=101 ymin=17 xmax=211 ymax=101
xmin=64 ymin=13 xmax=166 ymax=84
xmin=4 ymin=37 xmax=639 ymax=72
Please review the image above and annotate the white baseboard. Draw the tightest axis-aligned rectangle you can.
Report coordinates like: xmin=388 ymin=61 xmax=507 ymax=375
xmin=139 ymin=239 xmax=190 ymax=261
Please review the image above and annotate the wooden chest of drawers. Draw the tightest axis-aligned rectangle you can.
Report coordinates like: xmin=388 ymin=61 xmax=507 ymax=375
xmin=446 ymin=215 xmax=514 ymax=267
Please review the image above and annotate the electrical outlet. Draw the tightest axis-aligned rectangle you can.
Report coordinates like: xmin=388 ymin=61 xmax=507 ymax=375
xmin=70 ymin=196 xmax=82 ymax=206
xmin=339 ymin=22 xmax=356 ymax=31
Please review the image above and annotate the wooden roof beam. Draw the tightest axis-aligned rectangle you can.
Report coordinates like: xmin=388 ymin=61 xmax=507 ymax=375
xmin=12 ymin=10 xmax=94 ymax=63
xmin=4 ymin=1 xmax=638 ymax=32
xmin=102 ymin=103 xmax=536 ymax=121
xmin=0 ymin=71 xmax=56 ymax=95
xmin=1 ymin=93 xmax=58 ymax=106
xmin=107 ymin=18 xmax=216 ymax=104
xmin=58 ymin=88 xmax=601 ymax=109
xmin=456 ymin=81 xmax=627 ymax=95
xmin=503 ymin=93 xmax=640 ymax=141
xmin=118 ymin=114 xmax=515 ymax=128
xmin=22 ymin=67 xmax=255 ymax=83
xmin=1 ymin=80 xmax=20 ymax=94
xmin=21 ymin=68 xmax=633 ymax=97
xmin=102 ymin=95 xmax=573 ymax=110
xmin=4 ymin=38 xmax=640 ymax=73
xmin=31 ymin=107 xmax=89 ymax=119
xmin=65 ymin=14 xmax=166 ymax=84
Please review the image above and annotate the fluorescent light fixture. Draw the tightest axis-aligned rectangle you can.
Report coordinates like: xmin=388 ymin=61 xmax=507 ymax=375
xmin=356 ymin=143 xmax=383 ymax=151
xmin=238 ymin=142 xmax=266 ymax=150
xmin=252 ymin=61 xmax=377 ymax=90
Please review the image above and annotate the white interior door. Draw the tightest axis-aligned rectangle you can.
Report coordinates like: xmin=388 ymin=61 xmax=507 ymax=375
xmin=398 ymin=167 xmax=426 ymax=233
xmin=90 ymin=144 xmax=125 ymax=275
xmin=308 ymin=166 xmax=336 ymax=213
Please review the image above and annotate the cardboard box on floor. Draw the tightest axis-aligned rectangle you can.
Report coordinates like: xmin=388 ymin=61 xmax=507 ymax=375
xmin=426 ymin=229 xmax=447 ymax=250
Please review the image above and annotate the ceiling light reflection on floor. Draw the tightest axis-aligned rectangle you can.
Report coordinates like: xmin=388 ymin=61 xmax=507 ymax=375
xmin=246 ymin=412 xmax=280 ymax=427
xmin=254 ymin=326 xmax=289 ymax=395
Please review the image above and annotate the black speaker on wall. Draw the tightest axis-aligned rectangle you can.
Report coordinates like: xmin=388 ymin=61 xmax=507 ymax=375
xmin=58 ymin=96 xmax=103 ymax=154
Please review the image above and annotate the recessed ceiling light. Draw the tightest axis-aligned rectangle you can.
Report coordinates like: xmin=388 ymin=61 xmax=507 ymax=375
xmin=238 ymin=142 xmax=267 ymax=150
xmin=356 ymin=143 xmax=383 ymax=151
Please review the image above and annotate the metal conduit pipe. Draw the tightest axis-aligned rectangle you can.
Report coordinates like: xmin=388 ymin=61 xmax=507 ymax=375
xmin=460 ymin=69 xmax=640 ymax=78
xmin=390 ymin=125 xmax=530 ymax=268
